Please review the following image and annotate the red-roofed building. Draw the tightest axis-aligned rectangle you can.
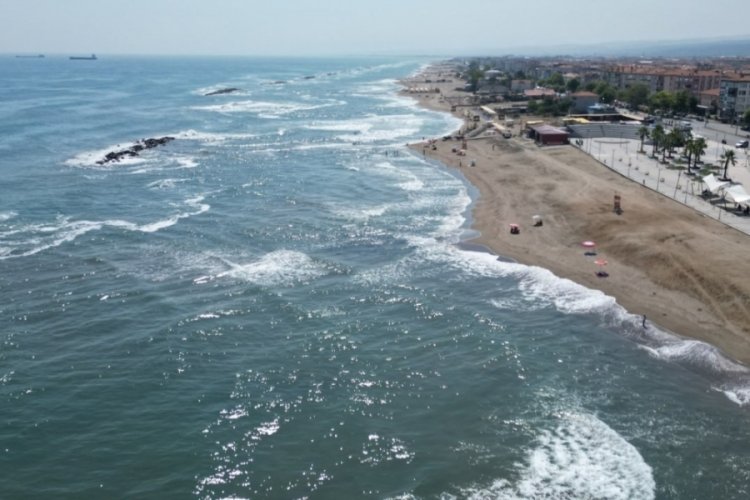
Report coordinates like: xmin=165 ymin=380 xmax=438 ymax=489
xmin=524 ymin=88 xmax=557 ymax=100
xmin=528 ymin=124 xmax=569 ymax=146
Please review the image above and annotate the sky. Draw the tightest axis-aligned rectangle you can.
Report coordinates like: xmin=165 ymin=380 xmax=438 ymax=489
xmin=1 ymin=0 xmax=749 ymax=57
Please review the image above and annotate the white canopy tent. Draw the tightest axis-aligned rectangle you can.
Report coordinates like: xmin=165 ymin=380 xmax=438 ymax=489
xmin=724 ymin=185 xmax=750 ymax=204
xmin=702 ymin=174 xmax=730 ymax=194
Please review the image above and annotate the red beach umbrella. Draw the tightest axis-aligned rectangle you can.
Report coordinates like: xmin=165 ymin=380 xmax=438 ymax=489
xmin=594 ymin=258 xmax=608 ymax=266
xmin=582 ymin=241 xmax=596 ymax=249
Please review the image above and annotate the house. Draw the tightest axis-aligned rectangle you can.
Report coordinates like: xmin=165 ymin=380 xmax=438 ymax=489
xmin=524 ymin=88 xmax=557 ymax=100
xmin=528 ymin=124 xmax=569 ymax=146
xmin=511 ymin=79 xmax=534 ymax=93
xmin=569 ymin=91 xmax=599 ymax=113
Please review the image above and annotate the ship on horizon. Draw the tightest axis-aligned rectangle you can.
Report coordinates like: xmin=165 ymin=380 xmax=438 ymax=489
xmin=16 ymin=54 xmax=45 ymax=58
xmin=69 ymin=54 xmax=97 ymax=60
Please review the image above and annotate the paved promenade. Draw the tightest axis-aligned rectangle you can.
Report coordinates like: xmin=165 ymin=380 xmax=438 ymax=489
xmin=578 ymin=136 xmax=750 ymax=235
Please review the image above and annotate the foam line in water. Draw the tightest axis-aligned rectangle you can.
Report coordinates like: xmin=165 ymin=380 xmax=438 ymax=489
xmin=461 ymin=412 xmax=655 ymax=500
xmin=193 ymin=99 xmax=344 ymax=116
xmin=0 ymin=196 xmax=210 ymax=259
xmin=212 ymin=250 xmax=331 ymax=287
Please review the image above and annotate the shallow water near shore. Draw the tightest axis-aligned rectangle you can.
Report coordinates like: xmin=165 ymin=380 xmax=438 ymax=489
xmin=1 ymin=56 xmax=750 ymax=498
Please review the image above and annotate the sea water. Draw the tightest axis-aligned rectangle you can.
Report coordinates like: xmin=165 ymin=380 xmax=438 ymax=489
xmin=1 ymin=55 xmax=749 ymax=499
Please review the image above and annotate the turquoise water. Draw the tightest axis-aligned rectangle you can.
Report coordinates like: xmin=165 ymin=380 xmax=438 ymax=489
xmin=1 ymin=55 xmax=749 ymax=499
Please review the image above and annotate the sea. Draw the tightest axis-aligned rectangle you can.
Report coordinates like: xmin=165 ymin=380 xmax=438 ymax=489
xmin=1 ymin=55 xmax=750 ymax=499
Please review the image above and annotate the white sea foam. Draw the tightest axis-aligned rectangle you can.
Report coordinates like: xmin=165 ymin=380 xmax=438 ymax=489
xmin=305 ymin=114 xmax=424 ymax=144
xmin=65 ymin=143 xmax=153 ymax=168
xmin=174 ymin=129 xmax=257 ymax=143
xmin=147 ymin=178 xmax=189 ymax=190
xmin=0 ymin=195 xmax=210 ymax=259
xmin=216 ymin=250 xmax=329 ymax=287
xmin=0 ymin=211 xmax=17 ymax=222
xmin=640 ymin=340 xmax=749 ymax=375
xmin=462 ymin=412 xmax=655 ymax=500
xmin=193 ymin=99 xmax=343 ymax=116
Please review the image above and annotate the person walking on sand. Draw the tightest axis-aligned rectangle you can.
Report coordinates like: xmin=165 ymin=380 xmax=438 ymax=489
xmin=642 ymin=315 xmax=647 ymax=328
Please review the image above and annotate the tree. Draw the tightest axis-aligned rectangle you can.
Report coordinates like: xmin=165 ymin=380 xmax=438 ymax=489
xmin=546 ymin=72 xmax=565 ymax=89
xmin=665 ymin=129 xmax=684 ymax=159
xmin=649 ymin=91 xmax=674 ymax=114
xmin=673 ymin=90 xmax=691 ymax=114
xmin=692 ymin=137 xmax=707 ymax=167
xmin=638 ymin=126 xmax=650 ymax=153
xmin=593 ymin=81 xmax=617 ymax=104
xmin=566 ymin=78 xmax=581 ymax=93
xmin=623 ymin=83 xmax=650 ymax=110
xmin=721 ymin=149 xmax=737 ymax=180
xmin=651 ymin=124 xmax=665 ymax=157
xmin=742 ymin=110 xmax=750 ymax=128
xmin=466 ymin=61 xmax=485 ymax=92
xmin=684 ymin=137 xmax=695 ymax=170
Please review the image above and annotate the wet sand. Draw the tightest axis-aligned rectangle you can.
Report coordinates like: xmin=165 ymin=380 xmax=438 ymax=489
xmin=403 ymin=67 xmax=750 ymax=365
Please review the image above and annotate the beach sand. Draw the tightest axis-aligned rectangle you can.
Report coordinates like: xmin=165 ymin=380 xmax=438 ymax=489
xmin=403 ymin=67 xmax=750 ymax=365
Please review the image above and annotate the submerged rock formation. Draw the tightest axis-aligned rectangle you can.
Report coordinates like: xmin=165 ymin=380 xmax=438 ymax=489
xmin=96 ymin=136 xmax=175 ymax=165
xmin=204 ymin=87 xmax=241 ymax=96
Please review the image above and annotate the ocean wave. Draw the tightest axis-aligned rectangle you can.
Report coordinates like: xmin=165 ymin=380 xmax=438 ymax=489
xmin=0 ymin=196 xmax=210 ymax=259
xmin=207 ymin=249 xmax=331 ymax=287
xmin=460 ymin=412 xmax=655 ymax=500
xmin=193 ymin=99 xmax=344 ymax=117
xmin=305 ymin=114 xmax=424 ymax=144
xmin=0 ymin=211 xmax=18 ymax=222
xmin=174 ymin=129 xmax=257 ymax=143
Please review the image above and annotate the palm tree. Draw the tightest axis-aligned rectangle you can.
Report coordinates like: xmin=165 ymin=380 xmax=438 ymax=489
xmin=638 ymin=126 xmax=650 ymax=153
xmin=683 ymin=137 xmax=695 ymax=170
xmin=651 ymin=124 xmax=665 ymax=157
xmin=667 ymin=129 xmax=684 ymax=158
xmin=721 ymin=149 xmax=737 ymax=180
xmin=661 ymin=133 xmax=673 ymax=163
xmin=692 ymin=137 xmax=707 ymax=169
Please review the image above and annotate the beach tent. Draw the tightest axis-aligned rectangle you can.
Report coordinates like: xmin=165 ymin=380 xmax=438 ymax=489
xmin=702 ymin=174 xmax=730 ymax=194
xmin=724 ymin=185 xmax=750 ymax=204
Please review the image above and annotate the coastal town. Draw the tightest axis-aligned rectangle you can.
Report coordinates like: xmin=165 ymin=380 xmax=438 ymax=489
xmin=405 ymin=55 xmax=750 ymax=364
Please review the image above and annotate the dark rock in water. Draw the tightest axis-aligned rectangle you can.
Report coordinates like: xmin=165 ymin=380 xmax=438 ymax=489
xmin=303 ymin=75 xmax=315 ymax=80
xmin=96 ymin=136 xmax=175 ymax=165
xmin=272 ymin=80 xmax=286 ymax=85
xmin=204 ymin=87 xmax=241 ymax=96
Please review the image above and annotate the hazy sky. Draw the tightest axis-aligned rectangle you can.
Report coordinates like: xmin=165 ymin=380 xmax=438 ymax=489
xmin=1 ymin=0 xmax=748 ymax=56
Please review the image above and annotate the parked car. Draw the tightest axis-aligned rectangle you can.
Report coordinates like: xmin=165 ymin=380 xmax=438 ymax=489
xmin=737 ymin=140 xmax=750 ymax=148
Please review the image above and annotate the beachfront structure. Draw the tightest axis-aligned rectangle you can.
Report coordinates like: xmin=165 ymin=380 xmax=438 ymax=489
xmin=524 ymin=88 xmax=557 ymax=100
xmin=719 ymin=75 xmax=750 ymax=122
xmin=528 ymin=124 xmax=569 ymax=146
xmin=569 ymin=91 xmax=600 ymax=113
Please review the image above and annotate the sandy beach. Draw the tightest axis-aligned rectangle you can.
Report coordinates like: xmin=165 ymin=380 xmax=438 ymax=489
xmin=404 ymin=66 xmax=750 ymax=365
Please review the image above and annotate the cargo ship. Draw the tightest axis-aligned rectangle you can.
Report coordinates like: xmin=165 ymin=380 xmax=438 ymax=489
xmin=70 ymin=54 xmax=97 ymax=60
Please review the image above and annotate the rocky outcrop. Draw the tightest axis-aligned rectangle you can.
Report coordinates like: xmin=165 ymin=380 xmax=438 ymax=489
xmin=96 ymin=136 xmax=175 ymax=165
xmin=204 ymin=87 xmax=241 ymax=96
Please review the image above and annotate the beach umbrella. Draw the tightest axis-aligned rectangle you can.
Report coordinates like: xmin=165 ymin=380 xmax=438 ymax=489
xmin=594 ymin=258 xmax=608 ymax=266
xmin=582 ymin=240 xmax=597 ymax=255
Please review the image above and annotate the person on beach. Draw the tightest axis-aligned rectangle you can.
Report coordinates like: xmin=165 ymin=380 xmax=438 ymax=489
xmin=642 ymin=315 xmax=647 ymax=328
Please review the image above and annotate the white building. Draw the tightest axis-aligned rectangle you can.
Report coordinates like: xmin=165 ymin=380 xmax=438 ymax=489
xmin=719 ymin=76 xmax=750 ymax=122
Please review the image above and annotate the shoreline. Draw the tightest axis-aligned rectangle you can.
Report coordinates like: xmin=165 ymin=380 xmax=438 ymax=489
xmin=402 ymin=64 xmax=750 ymax=366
